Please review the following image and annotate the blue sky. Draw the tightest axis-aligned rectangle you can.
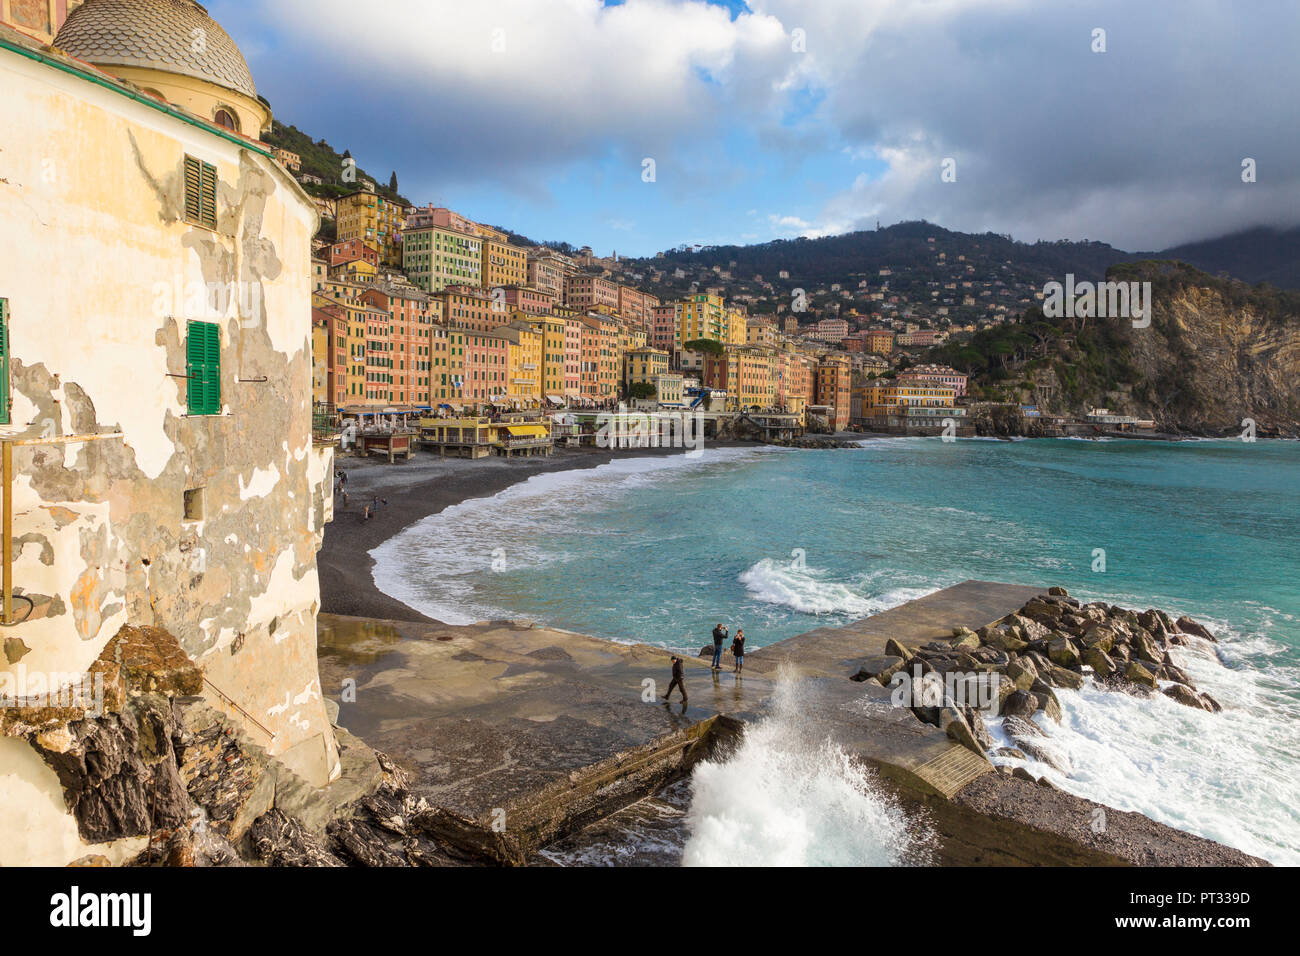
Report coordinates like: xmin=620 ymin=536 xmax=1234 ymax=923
xmin=207 ymin=0 xmax=1299 ymax=257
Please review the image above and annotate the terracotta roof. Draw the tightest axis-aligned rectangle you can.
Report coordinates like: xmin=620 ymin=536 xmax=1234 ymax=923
xmin=54 ymin=0 xmax=257 ymax=100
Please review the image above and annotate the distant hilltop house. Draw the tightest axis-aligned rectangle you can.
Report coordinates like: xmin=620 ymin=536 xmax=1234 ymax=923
xmin=0 ymin=0 xmax=339 ymax=864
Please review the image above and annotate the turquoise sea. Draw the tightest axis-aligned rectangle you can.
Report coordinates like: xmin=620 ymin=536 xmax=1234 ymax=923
xmin=372 ymin=438 xmax=1300 ymax=864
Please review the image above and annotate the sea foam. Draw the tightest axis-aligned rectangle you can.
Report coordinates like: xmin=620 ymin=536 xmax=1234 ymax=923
xmin=682 ymin=670 xmax=933 ymax=866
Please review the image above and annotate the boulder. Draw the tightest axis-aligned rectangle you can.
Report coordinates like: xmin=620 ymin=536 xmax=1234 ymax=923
xmin=1000 ymin=689 xmax=1038 ymax=718
xmin=1160 ymin=663 xmax=1192 ymax=685
xmin=1002 ymin=714 xmax=1045 ymax=740
xmin=1011 ymin=766 xmax=1037 ymax=783
xmin=1080 ymin=625 xmax=1117 ymax=653
xmin=1042 ymin=662 xmax=1084 ymax=690
xmin=1007 ymin=614 xmax=1052 ymax=643
xmin=698 ymin=645 xmax=714 ymax=658
xmin=1124 ymin=660 xmax=1159 ymax=689
xmin=980 ymin=626 xmax=1027 ymax=653
xmin=1082 ymin=646 xmax=1118 ymax=678
xmin=1047 ymin=586 xmax=1070 ymax=597
xmin=1005 ymin=658 xmax=1038 ymax=691
xmin=1176 ymin=616 xmax=1217 ymax=642
xmin=852 ymin=654 xmax=904 ymax=684
xmin=941 ymin=707 xmax=985 ymax=756
xmin=1131 ymin=630 xmax=1163 ymax=665
xmin=962 ymin=705 xmax=995 ymax=750
xmin=884 ymin=638 xmax=913 ymax=660
xmin=1020 ymin=598 xmax=1064 ymax=623
xmin=1162 ymin=683 xmax=1215 ymax=712
xmin=950 ymin=632 xmax=980 ymax=651
xmin=1017 ymin=738 xmax=1072 ymax=775
xmin=1030 ymin=682 xmax=1062 ymax=722
xmin=951 ymin=626 xmax=977 ymax=639
xmin=995 ymin=747 xmax=1027 ymax=760
xmin=1047 ymin=636 xmax=1082 ymax=668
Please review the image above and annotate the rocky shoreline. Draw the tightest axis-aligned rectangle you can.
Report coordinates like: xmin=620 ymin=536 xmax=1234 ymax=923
xmin=852 ymin=588 xmax=1225 ymax=780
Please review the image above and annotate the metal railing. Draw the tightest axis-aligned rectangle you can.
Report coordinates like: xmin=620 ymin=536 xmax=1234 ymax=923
xmin=203 ymin=676 xmax=278 ymax=744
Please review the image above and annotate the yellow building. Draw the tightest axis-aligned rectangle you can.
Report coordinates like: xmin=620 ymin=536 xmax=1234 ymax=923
xmin=337 ymin=190 xmax=405 ymax=268
xmin=857 ymin=381 xmax=957 ymax=409
xmin=656 ymin=372 xmax=685 ymax=406
xmin=625 ymin=347 xmax=670 ymax=392
xmin=724 ymin=304 xmax=748 ymax=345
xmin=680 ymin=292 xmax=726 ymax=344
xmin=524 ymin=313 xmax=568 ymax=402
xmin=495 ymin=322 xmax=544 ymax=406
xmin=481 ymin=237 xmax=528 ymax=291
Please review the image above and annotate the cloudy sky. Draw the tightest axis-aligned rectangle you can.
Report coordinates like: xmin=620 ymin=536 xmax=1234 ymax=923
xmin=208 ymin=0 xmax=1300 ymax=257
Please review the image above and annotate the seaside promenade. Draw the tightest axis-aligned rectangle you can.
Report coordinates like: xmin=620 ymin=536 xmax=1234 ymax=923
xmin=315 ymin=581 xmax=1266 ymax=866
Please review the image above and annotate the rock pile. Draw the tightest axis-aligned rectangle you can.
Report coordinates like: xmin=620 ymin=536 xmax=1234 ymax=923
xmin=854 ymin=588 xmax=1223 ymax=762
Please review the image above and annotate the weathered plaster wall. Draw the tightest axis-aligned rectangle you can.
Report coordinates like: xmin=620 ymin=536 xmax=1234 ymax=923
xmin=0 ymin=736 xmax=148 ymax=867
xmin=0 ymin=50 xmax=338 ymax=796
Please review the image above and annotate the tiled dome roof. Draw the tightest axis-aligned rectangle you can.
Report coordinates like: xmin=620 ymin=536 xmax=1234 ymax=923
xmin=54 ymin=0 xmax=258 ymax=100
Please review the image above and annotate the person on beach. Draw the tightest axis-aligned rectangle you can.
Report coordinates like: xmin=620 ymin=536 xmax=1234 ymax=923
xmin=663 ymin=655 xmax=687 ymax=703
xmin=710 ymin=623 xmax=728 ymax=670
xmin=731 ymin=629 xmax=745 ymax=674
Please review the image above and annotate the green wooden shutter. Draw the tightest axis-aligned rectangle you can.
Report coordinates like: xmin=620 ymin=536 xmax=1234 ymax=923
xmin=183 ymin=156 xmax=218 ymax=229
xmin=184 ymin=156 xmax=202 ymax=223
xmin=200 ymin=161 xmax=218 ymax=229
xmin=0 ymin=298 xmax=9 ymax=425
xmin=187 ymin=320 xmax=221 ymax=415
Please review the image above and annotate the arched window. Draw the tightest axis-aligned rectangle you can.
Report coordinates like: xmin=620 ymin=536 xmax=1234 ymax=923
xmin=214 ymin=109 xmax=238 ymax=132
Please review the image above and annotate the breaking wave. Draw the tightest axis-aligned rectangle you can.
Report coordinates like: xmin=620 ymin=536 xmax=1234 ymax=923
xmin=682 ymin=671 xmax=934 ymax=866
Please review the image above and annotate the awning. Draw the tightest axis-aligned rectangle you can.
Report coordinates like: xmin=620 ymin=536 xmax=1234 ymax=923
xmin=546 ymin=394 xmax=565 ymax=405
xmin=504 ymin=425 xmax=548 ymax=438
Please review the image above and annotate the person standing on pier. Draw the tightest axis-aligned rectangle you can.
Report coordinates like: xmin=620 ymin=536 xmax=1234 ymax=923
xmin=711 ymin=623 xmax=728 ymax=670
xmin=663 ymin=656 xmax=688 ymax=703
xmin=731 ymin=629 xmax=746 ymax=674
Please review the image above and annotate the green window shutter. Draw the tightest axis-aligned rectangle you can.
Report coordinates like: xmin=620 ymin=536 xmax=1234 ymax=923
xmin=183 ymin=156 xmax=218 ymax=229
xmin=0 ymin=298 xmax=9 ymax=425
xmin=200 ymin=161 xmax=218 ymax=229
xmin=184 ymin=156 xmax=202 ymax=223
xmin=186 ymin=320 xmax=221 ymax=415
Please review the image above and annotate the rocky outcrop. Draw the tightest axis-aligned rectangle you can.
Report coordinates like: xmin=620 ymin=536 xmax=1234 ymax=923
xmin=872 ymin=589 xmax=1223 ymax=764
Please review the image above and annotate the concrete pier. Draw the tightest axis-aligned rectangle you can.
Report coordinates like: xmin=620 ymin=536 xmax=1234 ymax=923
xmin=316 ymin=581 xmax=1267 ymax=866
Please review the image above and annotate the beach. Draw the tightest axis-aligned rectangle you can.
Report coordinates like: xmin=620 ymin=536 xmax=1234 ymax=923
xmin=318 ymin=443 xmax=760 ymax=623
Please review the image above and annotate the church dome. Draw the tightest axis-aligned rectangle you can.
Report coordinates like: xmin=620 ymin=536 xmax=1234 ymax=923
xmin=55 ymin=0 xmax=258 ymax=101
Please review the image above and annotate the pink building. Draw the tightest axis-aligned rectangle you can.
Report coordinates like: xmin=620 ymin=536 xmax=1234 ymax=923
xmin=501 ymin=285 xmax=556 ymax=316
xmin=565 ymin=274 xmax=619 ymax=312
xmin=651 ymin=303 xmax=678 ymax=355
xmin=617 ymin=286 xmax=658 ymax=329
xmin=563 ymin=316 xmax=583 ymax=399
xmin=463 ymin=330 xmax=510 ymax=402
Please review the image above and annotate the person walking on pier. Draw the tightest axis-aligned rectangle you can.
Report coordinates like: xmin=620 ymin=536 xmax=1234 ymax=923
xmin=731 ymin=629 xmax=746 ymax=674
xmin=710 ymin=623 xmax=728 ymax=670
xmin=663 ymin=655 xmax=687 ymax=703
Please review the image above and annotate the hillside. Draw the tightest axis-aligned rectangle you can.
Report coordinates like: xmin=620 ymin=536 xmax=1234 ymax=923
xmin=263 ymin=121 xmax=411 ymax=207
xmin=1140 ymin=226 xmax=1300 ymax=289
xmin=925 ymin=262 xmax=1300 ymax=436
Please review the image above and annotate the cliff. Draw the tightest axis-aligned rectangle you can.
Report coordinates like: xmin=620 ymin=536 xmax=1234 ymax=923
xmin=935 ymin=262 xmax=1300 ymax=436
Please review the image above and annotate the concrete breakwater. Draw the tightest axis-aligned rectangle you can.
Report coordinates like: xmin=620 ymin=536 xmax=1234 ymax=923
xmin=292 ymin=582 xmax=1266 ymax=866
